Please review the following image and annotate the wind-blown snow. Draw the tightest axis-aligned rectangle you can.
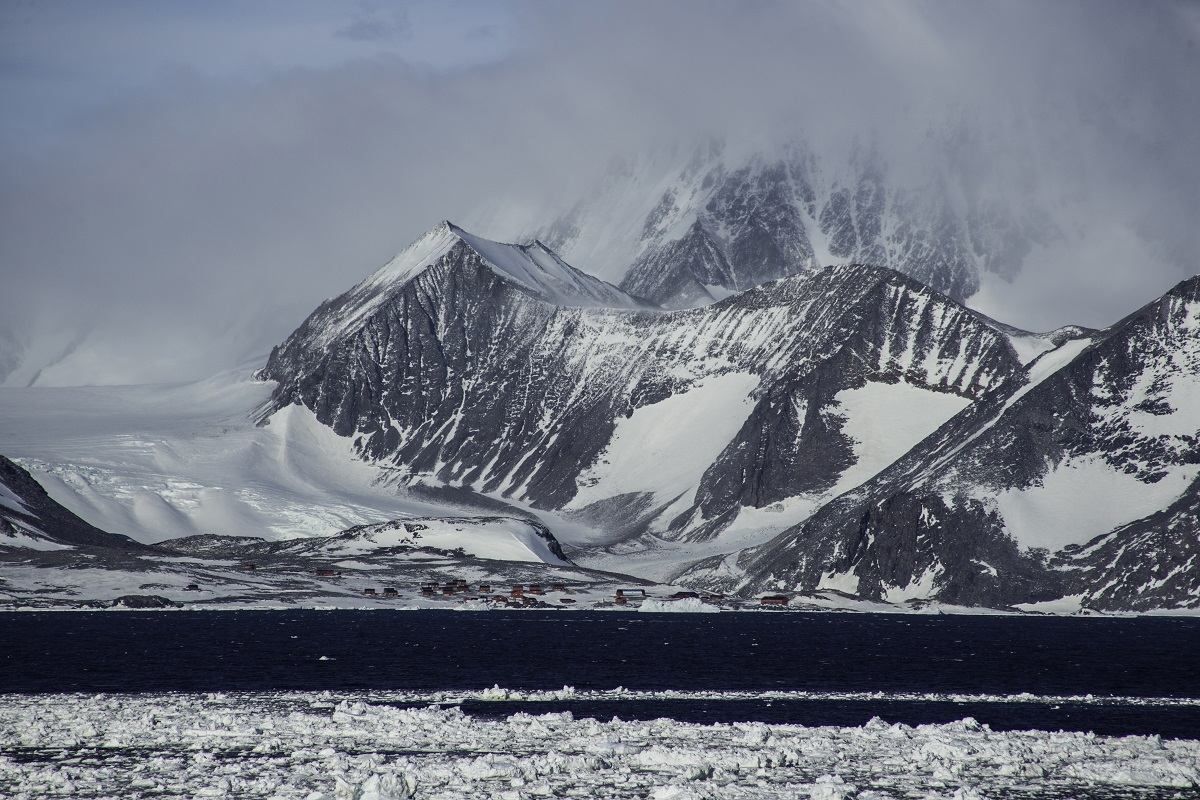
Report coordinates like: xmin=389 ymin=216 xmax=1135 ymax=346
xmin=1 ymin=692 xmax=1196 ymax=799
xmin=1004 ymin=332 xmax=1065 ymax=365
xmin=477 ymin=149 xmax=711 ymax=284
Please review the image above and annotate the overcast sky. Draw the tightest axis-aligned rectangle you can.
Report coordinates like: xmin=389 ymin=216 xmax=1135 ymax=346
xmin=1 ymin=1 xmax=1198 ymax=384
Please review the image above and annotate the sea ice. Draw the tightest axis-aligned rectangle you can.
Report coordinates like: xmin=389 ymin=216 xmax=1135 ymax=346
xmin=0 ymin=692 xmax=1196 ymax=799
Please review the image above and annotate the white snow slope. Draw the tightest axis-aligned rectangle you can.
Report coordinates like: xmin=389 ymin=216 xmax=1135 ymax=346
xmin=0 ymin=372 xmax=480 ymax=545
xmin=567 ymin=372 xmax=760 ymax=512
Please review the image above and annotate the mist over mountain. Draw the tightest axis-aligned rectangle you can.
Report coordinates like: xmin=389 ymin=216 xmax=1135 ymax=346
xmin=2 ymin=1 xmax=1197 ymax=385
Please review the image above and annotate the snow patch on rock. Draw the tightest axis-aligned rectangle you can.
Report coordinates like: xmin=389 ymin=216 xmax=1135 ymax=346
xmin=994 ymin=458 xmax=1200 ymax=552
xmin=569 ymin=372 xmax=759 ymax=510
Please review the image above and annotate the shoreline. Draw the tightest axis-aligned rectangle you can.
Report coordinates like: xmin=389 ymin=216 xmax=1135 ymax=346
xmin=3 ymin=603 xmax=1200 ymax=618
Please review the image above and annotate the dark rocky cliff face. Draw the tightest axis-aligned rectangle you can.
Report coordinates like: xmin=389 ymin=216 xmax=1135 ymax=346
xmin=604 ymin=146 xmax=1050 ymax=308
xmin=680 ymin=276 xmax=1200 ymax=610
xmin=668 ymin=273 xmax=1026 ymax=541
xmin=264 ymin=246 xmax=629 ymax=508
xmin=621 ymin=221 xmax=736 ymax=307
xmin=1057 ymin=476 xmax=1200 ymax=612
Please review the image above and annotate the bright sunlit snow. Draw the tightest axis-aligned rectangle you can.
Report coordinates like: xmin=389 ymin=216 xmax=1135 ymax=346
xmin=0 ymin=373 xmax=458 ymax=544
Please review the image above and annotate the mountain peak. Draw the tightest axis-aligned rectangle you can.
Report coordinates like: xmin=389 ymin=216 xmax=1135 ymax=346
xmin=277 ymin=220 xmax=654 ymax=354
xmin=434 ymin=224 xmax=650 ymax=310
xmin=360 ymin=220 xmax=648 ymax=309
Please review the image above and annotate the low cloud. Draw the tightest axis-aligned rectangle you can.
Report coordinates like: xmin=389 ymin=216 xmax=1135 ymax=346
xmin=0 ymin=0 xmax=1196 ymax=382
xmin=336 ymin=3 xmax=410 ymax=43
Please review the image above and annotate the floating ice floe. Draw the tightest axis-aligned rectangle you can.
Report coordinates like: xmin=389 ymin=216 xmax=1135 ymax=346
xmin=638 ymin=597 xmax=720 ymax=613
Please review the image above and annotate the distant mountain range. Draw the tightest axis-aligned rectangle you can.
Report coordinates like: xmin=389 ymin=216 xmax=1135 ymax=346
xmin=251 ymin=221 xmax=1200 ymax=612
xmin=1 ymin=130 xmax=1196 ymax=613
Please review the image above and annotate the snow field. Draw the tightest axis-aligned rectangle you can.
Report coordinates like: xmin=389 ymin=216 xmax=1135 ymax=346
xmin=1 ymin=692 xmax=1196 ymax=799
xmin=567 ymin=372 xmax=760 ymax=512
xmin=994 ymin=457 xmax=1200 ymax=552
xmin=833 ymin=382 xmax=972 ymax=495
xmin=0 ymin=377 xmax=459 ymax=544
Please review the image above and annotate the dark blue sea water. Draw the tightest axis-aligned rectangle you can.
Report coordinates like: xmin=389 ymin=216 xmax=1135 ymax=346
xmin=4 ymin=610 xmax=1199 ymax=738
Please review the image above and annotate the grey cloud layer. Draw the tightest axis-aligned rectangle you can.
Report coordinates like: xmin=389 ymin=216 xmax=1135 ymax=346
xmin=0 ymin=0 xmax=1196 ymax=383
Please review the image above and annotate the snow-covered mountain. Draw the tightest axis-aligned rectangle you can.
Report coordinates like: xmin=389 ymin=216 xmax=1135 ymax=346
xmin=681 ymin=275 xmax=1200 ymax=610
xmin=475 ymin=140 xmax=1056 ymax=309
xmin=257 ymin=220 xmax=1199 ymax=611
xmin=264 ymin=223 xmax=1012 ymax=524
xmin=276 ymin=220 xmax=651 ymax=355
xmin=260 ymin=222 xmax=1077 ymax=563
xmin=5 ymin=208 xmax=1197 ymax=612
